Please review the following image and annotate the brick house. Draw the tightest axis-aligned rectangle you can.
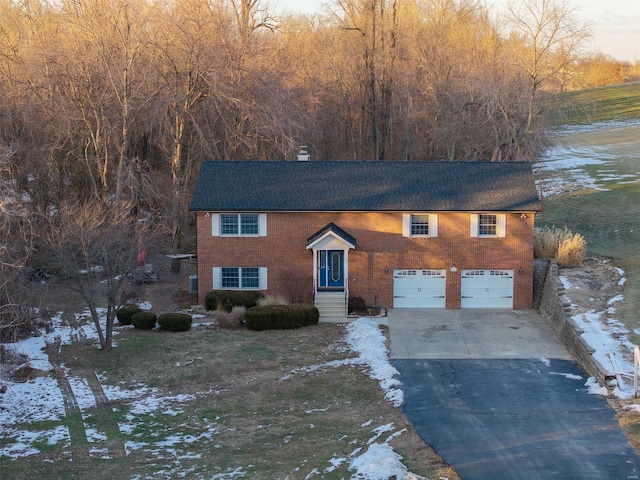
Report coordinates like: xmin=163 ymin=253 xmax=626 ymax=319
xmin=189 ymin=159 xmax=541 ymax=317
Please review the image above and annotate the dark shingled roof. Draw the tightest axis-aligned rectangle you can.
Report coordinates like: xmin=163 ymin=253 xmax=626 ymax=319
xmin=189 ymin=161 xmax=541 ymax=212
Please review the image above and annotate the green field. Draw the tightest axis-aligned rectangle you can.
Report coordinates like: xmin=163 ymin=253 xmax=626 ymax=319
xmin=538 ymin=81 xmax=640 ymax=341
xmin=546 ymin=81 xmax=640 ymax=126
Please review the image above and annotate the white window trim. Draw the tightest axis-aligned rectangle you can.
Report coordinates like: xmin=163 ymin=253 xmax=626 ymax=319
xmin=470 ymin=214 xmax=506 ymax=238
xmin=402 ymin=213 xmax=438 ymax=238
xmin=211 ymin=213 xmax=266 ymax=237
xmin=212 ymin=267 xmax=267 ymax=290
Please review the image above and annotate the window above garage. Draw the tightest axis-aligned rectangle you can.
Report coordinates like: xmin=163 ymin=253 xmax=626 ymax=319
xmin=402 ymin=214 xmax=438 ymax=238
xmin=470 ymin=214 xmax=506 ymax=238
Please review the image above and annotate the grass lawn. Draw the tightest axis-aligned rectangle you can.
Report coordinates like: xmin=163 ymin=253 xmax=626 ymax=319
xmin=536 ymin=119 xmax=640 ymax=344
xmin=0 ymin=321 xmax=455 ymax=479
xmin=546 ymin=81 xmax=640 ymax=125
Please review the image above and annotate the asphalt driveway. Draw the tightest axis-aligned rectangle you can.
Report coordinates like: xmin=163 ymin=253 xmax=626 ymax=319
xmin=388 ymin=309 xmax=640 ymax=480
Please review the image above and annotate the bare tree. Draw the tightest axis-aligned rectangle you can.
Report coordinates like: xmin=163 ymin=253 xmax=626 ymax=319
xmin=41 ymin=201 xmax=159 ymax=350
xmin=62 ymin=0 xmax=157 ymax=203
xmin=228 ymin=0 xmax=277 ymax=48
xmin=332 ymin=0 xmax=399 ymax=160
xmin=0 ymin=156 xmax=38 ymax=343
xmin=505 ymin=0 xmax=590 ymax=158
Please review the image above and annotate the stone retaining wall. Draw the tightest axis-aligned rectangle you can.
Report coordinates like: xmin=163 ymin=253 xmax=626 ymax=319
xmin=538 ymin=260 xmax=610 ymax=385
xmin=533 ymin=259 xmax=549 ymax=309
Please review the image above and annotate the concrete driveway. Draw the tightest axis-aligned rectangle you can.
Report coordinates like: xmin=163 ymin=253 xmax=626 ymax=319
xmin=388 ymin=309 xmax=640 ymax=480
xmin=388 ymin=309 xmax=570 ymax=360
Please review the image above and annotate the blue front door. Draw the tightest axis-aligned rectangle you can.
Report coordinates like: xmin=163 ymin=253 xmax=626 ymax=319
xmin=319 ymin=250 xmax=344 ymax=288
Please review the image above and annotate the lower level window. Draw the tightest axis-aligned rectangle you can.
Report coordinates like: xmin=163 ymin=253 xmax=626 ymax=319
xmin=221 ymin=267 xmax=259 ymax=289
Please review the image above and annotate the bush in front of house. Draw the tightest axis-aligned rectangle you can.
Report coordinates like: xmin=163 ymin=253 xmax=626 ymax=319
xmin=116 ymin=305 xmax=142 ymax=325
xmin=204 ymin=290 xmax=262 ymax=311
xmin=348 ymin=295 xmax=367 ymax=314
xmin=216 ymin=306 xmax=246 ymax=330
xmin=158 ymin=313 xmax=192 ymax=332
xmin=245 ymin=303 xmax=319 ymax=331
xmin=131 ymin=311 xmax=157 ymax=329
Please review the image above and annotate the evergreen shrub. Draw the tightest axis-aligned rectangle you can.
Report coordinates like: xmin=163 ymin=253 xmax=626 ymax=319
xmin=131 ymin=311 xmax=157 ymax=329
xmin=245 ymin=303 xmax=319 ymax=331
xmin=158 ymin=313 xmax=192 ymax=332
xmin=116 ymin=305 xmax=142 ymax=325
xmin=204 ymin=290 xmax=262 ymax=311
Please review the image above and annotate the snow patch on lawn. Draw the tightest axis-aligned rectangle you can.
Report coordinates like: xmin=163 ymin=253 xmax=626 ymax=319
xmin=561 ymin=264 xmax=637 ymax=399
xmin=1 ymin=312 xmax=415 ymax=478
xmin=287 ymin=318 xmax=403 ymax=407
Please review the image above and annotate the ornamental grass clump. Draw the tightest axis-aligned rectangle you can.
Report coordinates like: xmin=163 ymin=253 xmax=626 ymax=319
xmin=534 ymin=225 xmax=586 ymax=266
xmin=256 ymin=294 xmax=289 ymax=306
xmin=216 ymin=305 xmax=246 ymax=330
xmin=557 ymin=232 xmax=586 ymax=267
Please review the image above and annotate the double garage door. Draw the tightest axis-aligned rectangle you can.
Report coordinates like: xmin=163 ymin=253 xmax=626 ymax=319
xmin=393 ymin=269 xmax=513 ymax=308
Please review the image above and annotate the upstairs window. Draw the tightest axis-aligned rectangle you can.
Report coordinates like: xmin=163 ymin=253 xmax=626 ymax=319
xmin=411 ymin=214 xmax=430 ymax=236
xmin=478 ymin=214 xmax=497 ymax=236
xmin=470 ymin=214 xmax=506 ymax=238
xmin=240 ymin=214 xmax=259 ymax=235
xmin=221 ymin=214 xmax=240 ymax=235
xmin=211 ymin=213 xmax=266 ymax=236
xmin=402 ymin=213 xmax=438 ymax=237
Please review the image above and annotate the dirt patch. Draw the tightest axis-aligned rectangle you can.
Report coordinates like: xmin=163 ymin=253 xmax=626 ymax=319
xmin=558 ymin=256 xmax=624 ymax=315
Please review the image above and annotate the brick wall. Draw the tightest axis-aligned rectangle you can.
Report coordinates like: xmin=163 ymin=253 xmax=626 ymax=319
xmin=196 ymin=211 xmax=535 ymax=309
xmin=538 ymin=260 xmax=609 ymax=385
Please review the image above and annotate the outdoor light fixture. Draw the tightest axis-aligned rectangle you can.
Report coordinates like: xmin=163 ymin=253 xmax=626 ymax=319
xmin=518 ymin=267 xmax=524 ymax=274
xmin=520 ymin=213 xmax=528 ymax=219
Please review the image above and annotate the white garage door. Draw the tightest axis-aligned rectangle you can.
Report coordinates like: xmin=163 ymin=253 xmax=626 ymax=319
xmin=461 ymin=270 xmax=513 ymax=308
xmin=394 ymin=269 xmax=446 ymax=308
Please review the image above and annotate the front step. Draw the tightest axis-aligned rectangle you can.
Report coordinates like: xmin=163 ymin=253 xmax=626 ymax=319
xmin=314 ymin=291 xmax=347 ymax=318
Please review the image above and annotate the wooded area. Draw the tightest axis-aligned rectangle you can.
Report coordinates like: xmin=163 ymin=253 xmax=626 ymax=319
xmin=0 ymin=0 xmax=628 ymax=343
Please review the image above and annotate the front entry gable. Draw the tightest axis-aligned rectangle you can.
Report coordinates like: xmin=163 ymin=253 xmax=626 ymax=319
xmin=307 ymin=223 xmax=355 ymax=295
xmin=306 ymin=222 xmax=356 ymax=250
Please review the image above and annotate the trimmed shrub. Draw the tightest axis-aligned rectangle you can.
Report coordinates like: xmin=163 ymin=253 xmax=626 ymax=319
xmin=158 ymin=313 xmax=192 ymax=332
xmin=204 ymin=290 xmax=262 ymax=311
xmin=116 ymin=305 xmax=142 ymax=325
xmin=216 ymin=306 xmax=246 ymax=330
xmin=245 ymin=303 xmax=319 ymax=331
xmin=131 ymin=311 xmax=157 ymax=330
